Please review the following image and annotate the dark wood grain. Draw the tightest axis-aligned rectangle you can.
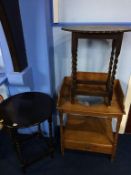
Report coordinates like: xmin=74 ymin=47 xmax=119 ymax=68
xmin=62 ymin=26 xmax=131 ymax=33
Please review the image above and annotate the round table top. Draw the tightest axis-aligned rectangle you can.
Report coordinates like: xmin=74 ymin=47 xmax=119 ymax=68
xmin=0 ymin=92 xmax=53 ymax=129
xmin=62 ymin=25 xmax=131 ymax=33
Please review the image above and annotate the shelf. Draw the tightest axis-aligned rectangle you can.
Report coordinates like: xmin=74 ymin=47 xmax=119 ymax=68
xmin=64 ymin=115 xmax=114 ymax=154
xmin=58 ymin=75 xmax=125 ymax=159
xmin=57 ymin=74 xmax=125 ymax=117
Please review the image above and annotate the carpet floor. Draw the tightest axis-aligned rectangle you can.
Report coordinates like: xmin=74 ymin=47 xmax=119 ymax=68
xmin=0 ymin=130 xmax=131 ymax=175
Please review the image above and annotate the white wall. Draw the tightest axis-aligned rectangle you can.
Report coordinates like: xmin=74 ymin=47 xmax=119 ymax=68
xmin=59 ymin=0 xmax=131 ymax=22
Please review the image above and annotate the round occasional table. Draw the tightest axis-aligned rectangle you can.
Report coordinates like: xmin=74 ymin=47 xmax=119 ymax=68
xmin=0 ymin=92 xmax=54 ymax=172
xmin=62 ymin=25 xmax=131 ymax=105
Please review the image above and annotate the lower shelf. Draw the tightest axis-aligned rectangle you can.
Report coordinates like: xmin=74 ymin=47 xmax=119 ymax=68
xmin=64 ymin=115 xmax=114 ymax=154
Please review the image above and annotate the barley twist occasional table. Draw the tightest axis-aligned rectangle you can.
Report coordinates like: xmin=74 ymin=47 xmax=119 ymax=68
xmin=62 ymin=25 xmax=131 ymax=105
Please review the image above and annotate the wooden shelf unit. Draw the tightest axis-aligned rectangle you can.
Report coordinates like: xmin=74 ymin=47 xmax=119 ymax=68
xmin=64 ymin=115 xmax=113 ymax=155
xmin=57 ymin=74 xmax=125 ymax=160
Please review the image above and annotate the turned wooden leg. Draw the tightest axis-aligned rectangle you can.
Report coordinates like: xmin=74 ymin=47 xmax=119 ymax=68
xmin=106 ymin=39 xmax=116 ymax=105
xmin=37 ymin=123 xmax=43 ymax=138
xmin=71 ymin=32 xmax=78 ymax=103
xmin=48 ymin=115 xmax=54 ymax=158
xmin=59 ymin=112 xmax=64 ymax=155
xmin=10 ymin=128 xmax=25 ymax=172
xmin=111 ymin=117 xmax=122 ymax=161
xmin=108 ymin=34 xmax=123 ymax=105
